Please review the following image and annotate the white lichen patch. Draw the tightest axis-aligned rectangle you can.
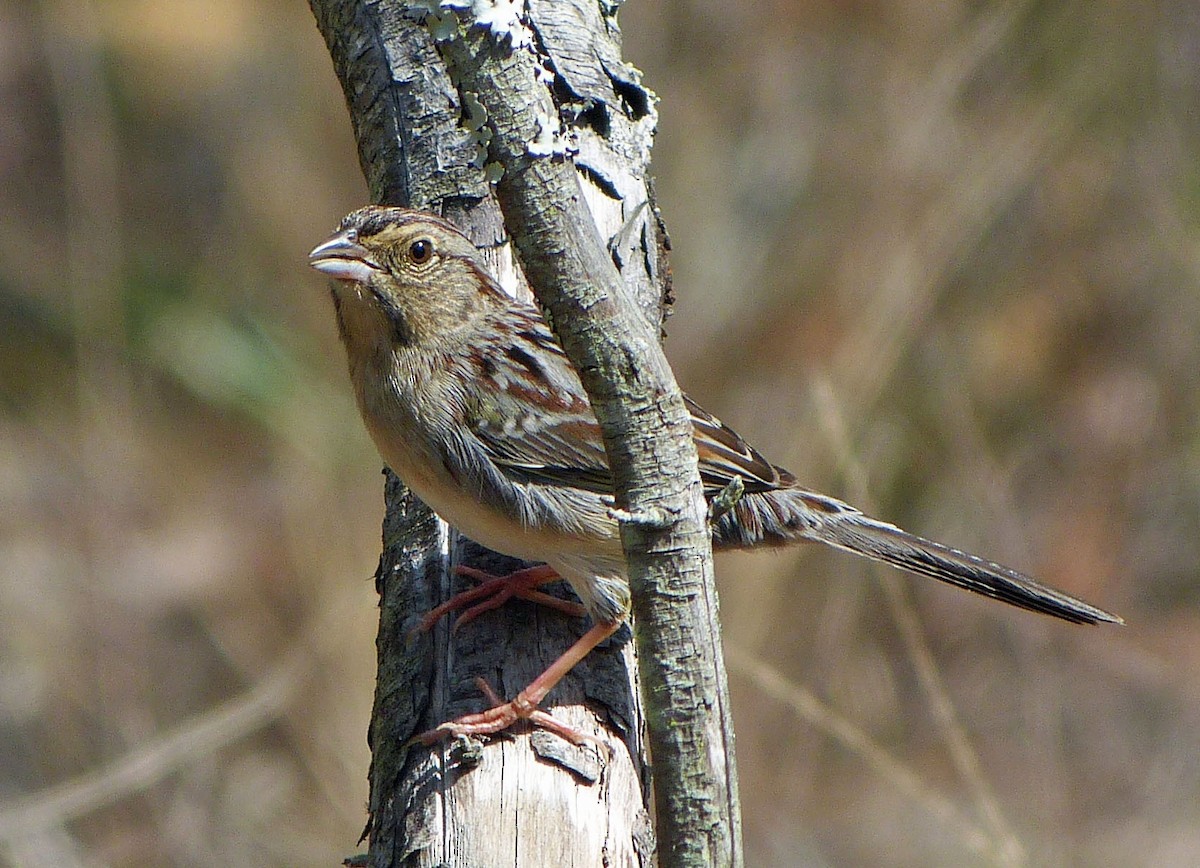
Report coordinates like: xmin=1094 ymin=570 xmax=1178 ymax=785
xmin=460 ymin=92 xmax=492 ymax=167
xmin=436 ymin=0 xmax=533 ymax=49
xmin=410 ymin=0 xmax=460 ymax=41
xmin=426 ymin=10 xmax=460 ymax=41
xmin=527 ymin=113 xmax=574 ymax=158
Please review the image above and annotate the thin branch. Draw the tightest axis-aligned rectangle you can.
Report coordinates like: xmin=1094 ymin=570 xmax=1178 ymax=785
xmin=811 ymin=377 xmax=1026 ymax=867
xmin=0 ymin=654 xmax=303 ymax=841
xmin=433 ymin=11 xmax=741 ymax=865
xmin=726 ymin=647 xmax=1013 ymax=866
xmin=875 ymin=575 xmax=1027 ymax=867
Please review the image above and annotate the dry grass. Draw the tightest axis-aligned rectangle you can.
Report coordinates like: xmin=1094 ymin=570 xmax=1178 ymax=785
xmin=1 ymin=0 xmax=1195 ymax=864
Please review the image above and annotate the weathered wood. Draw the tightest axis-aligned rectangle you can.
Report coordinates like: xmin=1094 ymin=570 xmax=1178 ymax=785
xmin=309 ymin=1 xmax=742 ymax=865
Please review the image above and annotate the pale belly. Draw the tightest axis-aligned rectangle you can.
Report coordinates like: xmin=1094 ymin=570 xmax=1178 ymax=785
xmin=368 ymin=419 xmax=633 ymax=621
xmin=368 ymin=422 xmax=617 ymax=565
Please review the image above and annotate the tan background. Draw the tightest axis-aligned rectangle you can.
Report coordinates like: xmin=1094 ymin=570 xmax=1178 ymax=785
xmin=1 ymin=1 xmax=1195 ymax=865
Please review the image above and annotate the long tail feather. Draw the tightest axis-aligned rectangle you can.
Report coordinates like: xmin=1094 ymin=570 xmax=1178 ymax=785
xmin=715 ymin=487 xmax=1123 ymax=626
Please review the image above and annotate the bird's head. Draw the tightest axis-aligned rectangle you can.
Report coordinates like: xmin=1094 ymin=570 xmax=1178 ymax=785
xmin=309 ymin=205 xmax=503 ymax=350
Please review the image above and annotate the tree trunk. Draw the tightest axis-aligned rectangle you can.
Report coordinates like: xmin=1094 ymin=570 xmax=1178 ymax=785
xmin=308 ymin=2 xmax=741 ymax=865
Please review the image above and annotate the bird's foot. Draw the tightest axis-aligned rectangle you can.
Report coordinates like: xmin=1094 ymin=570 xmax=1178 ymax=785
xmin=413 ymin=621 xmax=620 ymax=747
xmin=411 ymin=563 xmax=585 ymax=637
xmin=414 ymin=677 xmax=599 ymax=747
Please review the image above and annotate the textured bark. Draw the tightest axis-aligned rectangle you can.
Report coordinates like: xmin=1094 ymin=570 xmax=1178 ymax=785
xmin=308 ymin=2 xmax=741 ymax=865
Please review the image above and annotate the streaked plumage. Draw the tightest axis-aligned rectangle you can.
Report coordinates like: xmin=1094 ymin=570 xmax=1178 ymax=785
xmin=310 ymin=205 xmax=1121 ymax=741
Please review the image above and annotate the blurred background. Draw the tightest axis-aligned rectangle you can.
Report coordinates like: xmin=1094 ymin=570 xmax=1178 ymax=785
xmin=2 ymin=0 xmax=1196 ymax=864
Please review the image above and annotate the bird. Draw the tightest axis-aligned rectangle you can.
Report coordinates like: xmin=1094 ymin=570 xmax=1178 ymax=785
xmin=309 ymin=205 xmax=1122 ymax=744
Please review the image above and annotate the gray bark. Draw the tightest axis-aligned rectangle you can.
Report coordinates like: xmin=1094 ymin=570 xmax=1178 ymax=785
xmin=308 ymin=2 xmax=742 ymax=865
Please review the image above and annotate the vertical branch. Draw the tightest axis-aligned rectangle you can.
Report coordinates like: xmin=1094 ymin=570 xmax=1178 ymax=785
xmin=434 ymin=14 xmax=742 ymax=862
xmin=309 ymin=1 xmax=742 ymax=864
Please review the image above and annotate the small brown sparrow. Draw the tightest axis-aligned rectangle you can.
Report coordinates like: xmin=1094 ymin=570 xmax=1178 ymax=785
xmin=310 ymin=206 xmax=1122 ymax=744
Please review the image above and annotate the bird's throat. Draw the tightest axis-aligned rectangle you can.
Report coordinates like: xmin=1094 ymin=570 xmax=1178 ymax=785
xmin=332 ymin=282 xmax=415 ymax=357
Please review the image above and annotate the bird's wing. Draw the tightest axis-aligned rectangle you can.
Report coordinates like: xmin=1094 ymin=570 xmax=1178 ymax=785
xmin=686 ymin=397 xmax=794 ymax=495
xmin=465 ymin=314 xmax=615 ymax=493
xmin=466 ymin=305 xmax=796 ymax=498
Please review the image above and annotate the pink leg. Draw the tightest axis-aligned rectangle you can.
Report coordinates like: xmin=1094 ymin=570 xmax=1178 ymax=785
xmin=415 ymin=620 xmax=621 ymax=746
xmin=412 ymin=563 xmax=586 ymax=636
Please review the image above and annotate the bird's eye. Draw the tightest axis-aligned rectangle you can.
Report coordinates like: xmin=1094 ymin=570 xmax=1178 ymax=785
xmin=409 ymin=239 xmax=433 ymax=264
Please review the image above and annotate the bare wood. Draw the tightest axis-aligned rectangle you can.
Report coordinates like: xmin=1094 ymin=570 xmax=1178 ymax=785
xmin=307 ymin=1 xmax=682 ymax=865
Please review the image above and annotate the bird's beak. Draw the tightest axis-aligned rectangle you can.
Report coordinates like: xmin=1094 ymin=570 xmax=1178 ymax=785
xmin=308 ymin=229 xmax=383 ymax=283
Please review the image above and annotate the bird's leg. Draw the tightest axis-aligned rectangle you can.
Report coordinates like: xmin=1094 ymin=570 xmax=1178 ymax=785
xmin=415 ymin=619 xmax=620 ymax=746
xmin=411 ymin=563 xmax=586 ymax=637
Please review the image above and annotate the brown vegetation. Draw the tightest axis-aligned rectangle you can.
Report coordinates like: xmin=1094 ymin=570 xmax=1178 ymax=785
xmin=0 ymin=1 xmax=1194 ymax=864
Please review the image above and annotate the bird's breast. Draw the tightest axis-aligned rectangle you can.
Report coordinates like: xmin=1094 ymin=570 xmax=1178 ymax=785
xmin=361 ymin=402 xmax=618 ymax=567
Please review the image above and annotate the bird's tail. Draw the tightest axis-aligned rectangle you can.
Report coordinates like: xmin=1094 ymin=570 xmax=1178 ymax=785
xmin=713 ymin=486 xmax=1122 ymax=626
